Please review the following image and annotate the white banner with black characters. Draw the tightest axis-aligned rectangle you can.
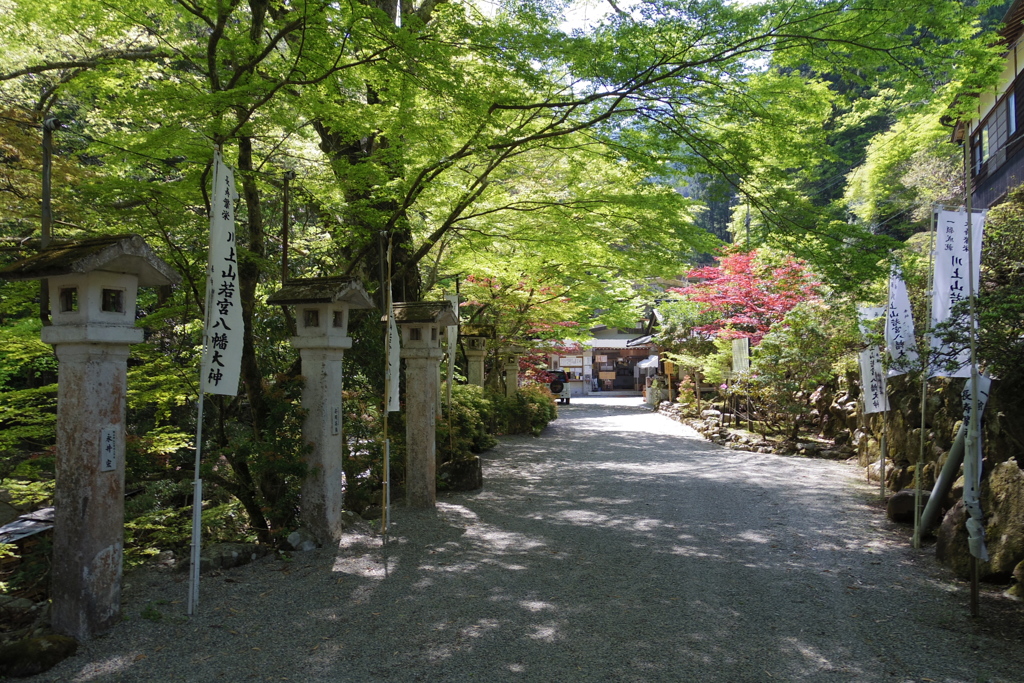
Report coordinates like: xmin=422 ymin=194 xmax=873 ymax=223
xmin=858 ymin=346 xmax=889 ymax=414
xmin=962 ymin=375 xmax=992 ymax=561
xmin=386 ymin=286 xmax=401 ymax=413
xmin=885 ymin=264 xmax=918 ymax=377
xmin=200 ymin=151 xmax=244 ymax=396
xmin=930 ymin=209 xmax=984 ymax=378
xmin=445 ymin=294 xmax=459 ymax=404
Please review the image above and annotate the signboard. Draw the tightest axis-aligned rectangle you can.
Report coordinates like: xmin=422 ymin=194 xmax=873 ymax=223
xmin=561 ymin=356 xmax=583 ymax=367
xmin=99 ymin=426 xmax=118 ymax=472
xmin=599 ymin=371 xmax=616 ymax=380
xmin=731 ymin=338 xmax=750 ymax=373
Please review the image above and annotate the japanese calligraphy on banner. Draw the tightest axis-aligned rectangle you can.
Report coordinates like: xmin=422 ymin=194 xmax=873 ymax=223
xmin=200 ymin=151 xmax=243 ymax=395
xmin=856 ymin=306 xmax=885 ymax=337
xmin=930 ymin=208 xmax=984 ymax=378
xmin=386 ymin=284 xmax=401 ymax=413
xmin=858 ymin=347 xmax=889 ymax=414
xmin=444 ymin=294 xmax=459 ymax=404
xmin=885 ymin=264 xmax=918 ymax=377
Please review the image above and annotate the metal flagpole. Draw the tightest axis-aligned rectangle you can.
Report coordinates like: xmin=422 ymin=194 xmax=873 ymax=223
xmin=880 ymin=410 xmax=888 ymax=499
xmin=964 ymin=143 xmax=982 ymax=617
xmin=914 ymin=208 xmax=936 ymax=550
xmin=381 ymin=235 xmax=394 ymax=535
xmin=187 ymin=390 xmax=205 ymax=615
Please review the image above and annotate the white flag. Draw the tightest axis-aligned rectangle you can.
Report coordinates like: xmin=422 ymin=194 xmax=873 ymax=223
xmin=930 ymin=209 xmax=984 ymax=378
xmin=445 ymin=294 xmax=459 ymax=405
xmin=858 ymin=347 xmax=889 ymax=414
xmin=885 ymin=264 xmax=918 ymax=377
xmin=386 ymin=292 xmax=401 ymax=413
xmin=857 ymin=306 xmax=885 ymax=337
xmin=200 ymin=151 xmax=244 ymax=396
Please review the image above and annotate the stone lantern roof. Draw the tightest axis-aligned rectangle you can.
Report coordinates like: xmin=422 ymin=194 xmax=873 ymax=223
xmin=460 ymin=324 xmax=495 ymax=338
xmin=0 ymin=234 xmax=180 ymax=286
xmin=266 ymin=276 xmax=374 ymax=309
xmin=383 ymin=300 xmax=458 ymax=326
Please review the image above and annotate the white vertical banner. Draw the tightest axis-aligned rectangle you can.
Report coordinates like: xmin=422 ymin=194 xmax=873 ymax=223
xmin=200 ymin=151 xmax=244 ymax=395
xmin=930 ymin=208 xmax=984 ymax=378
xmin=857 ymin=306 xmax=885 ymax=337
xmin=858 ymin=347 xmax=889 ymax=414
xmin=962 ymin=375 xmax=992 ymax=561
xmin=386 ymin=291 xmax=401 ymax=413
xmin=731 ymin=337 xmax=750 ymax=373
xmin=885 ymin=264 xmax=918 ymax=377
xmin=445 ymin=294 xmax=459 ymax=405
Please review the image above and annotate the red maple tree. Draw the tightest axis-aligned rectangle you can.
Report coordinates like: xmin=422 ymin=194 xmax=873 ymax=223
xmin=669 ymin=249 xmax=821 ymax=345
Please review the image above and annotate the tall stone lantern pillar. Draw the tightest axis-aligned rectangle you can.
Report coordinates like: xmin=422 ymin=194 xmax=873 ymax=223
xmin=0 ymin=235 xmax=180 ymax=640
xmin=460 ymin=324 xmax=494 ymax=389
xmin=388 ymin=301 xmax=458 ymax=508
xmin=266 ymin=277 xmax=373 ymax=545
xmin=500 ymin=345 xmax=525 ymax=398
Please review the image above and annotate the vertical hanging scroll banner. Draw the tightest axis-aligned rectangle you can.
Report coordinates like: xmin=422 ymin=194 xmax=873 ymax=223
xmin=386 ymin=243 xmax=401 ymax=413
xmin=962 ymin=375 xmax=992 ymax=561
xmin=930 ymin=208 xmax=984 ymax=378
xmin=201 ymin=151 xmax=244 ymax=395
xmin=858 ymin=346 xmax=889 ymax=414
xmin=444 ymin=294 xmax=459 ymax=405
xmin=885 ymin=264 xmax=918 ymax=377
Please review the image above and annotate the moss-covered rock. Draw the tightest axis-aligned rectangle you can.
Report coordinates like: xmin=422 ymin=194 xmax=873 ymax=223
xmin=0 ymin=635 xmax=77 ymax=677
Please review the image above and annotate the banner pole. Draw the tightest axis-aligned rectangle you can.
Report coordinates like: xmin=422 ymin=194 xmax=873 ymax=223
xmin=914 ymin=208 xmax=937 ymax=550
xmin=880 ymin=410 xmax=888 ymax=499
xmin=187 ymin=390 xmax=205 ymax=615
xmin=964 ymin=143 xmax=982 ymax=617
xmin=381 ymin=235 xmax=394 ymax=536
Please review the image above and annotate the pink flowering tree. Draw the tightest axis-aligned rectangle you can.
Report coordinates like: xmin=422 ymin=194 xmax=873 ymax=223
xmin=669 ymin=249 xmax=822 ymax=346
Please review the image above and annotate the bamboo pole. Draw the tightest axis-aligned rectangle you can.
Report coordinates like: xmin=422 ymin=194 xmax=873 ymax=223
xmin=914 ymin=208 xmax=937 ymax=549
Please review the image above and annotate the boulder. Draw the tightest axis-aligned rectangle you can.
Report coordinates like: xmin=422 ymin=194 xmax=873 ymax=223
xmin=1006 ymin=560 xmax=1024 ymax=600
xmin=935 ymin=500 xmax=972 ymax=579
xmin=980 ymin=460 xmax=1024 ymax=578
xmin=0 ymin=635 xmax=78 ymax=677
xmin=886 ymin=489 xmax=929 ymax=524
xmin=200 ymin=542 xmax=266 ymax=571
xmin=284 ymin=529 xmax=317 ymax=553
xmin=439 ymin=456 xmax=483 ymax=492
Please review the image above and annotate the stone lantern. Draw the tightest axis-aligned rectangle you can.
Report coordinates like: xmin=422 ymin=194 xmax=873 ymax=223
xmin=266 ymin=277 xmax=373 ymax=544
xmin=0 ymin=235 xmax=180 ymax=640
xmin=387 ymin=301 xmax=458 ymax=508
xmin=500 ymin=344 xmax=526 ymax=398
xmin=460 ymin=324 xmax=494 ymax=388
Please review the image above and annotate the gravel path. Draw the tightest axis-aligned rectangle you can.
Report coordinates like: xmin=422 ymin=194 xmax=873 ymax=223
xmin=35 ymin=397 xmax=1024 ymax=682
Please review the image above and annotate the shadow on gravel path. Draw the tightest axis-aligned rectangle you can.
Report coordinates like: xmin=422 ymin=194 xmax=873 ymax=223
xmin=37 ymin=398 xmax=1024 ymax=683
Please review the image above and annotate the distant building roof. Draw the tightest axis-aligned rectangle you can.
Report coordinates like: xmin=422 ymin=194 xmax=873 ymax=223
xmin=0 ymin=507 xmax=54 ymax=545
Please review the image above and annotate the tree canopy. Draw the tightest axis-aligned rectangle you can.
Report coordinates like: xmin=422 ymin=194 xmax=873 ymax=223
xmin=0 ymin=0 xmax=1010 ymax=540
